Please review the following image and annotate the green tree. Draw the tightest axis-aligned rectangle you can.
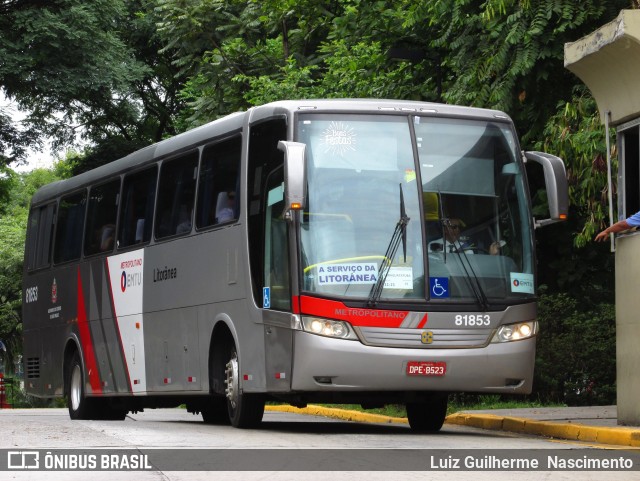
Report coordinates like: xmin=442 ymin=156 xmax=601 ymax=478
xmin=0 ymin=0 xmax=140 ymax=152
xmin=535 ymin=289 xmax=616 ymax=405
xmin=0 ymin=207 xmax=27 ymax=372
xmin=530 ymin=88 xmax=616 ymax=302
xmin=536 ymin=88 xmax=614 ymax=247
xmin=1 ymin=0 xmax=186 ymax=174
xmin=155 ymin=0 xmax=431 ymax=126
xmin=240 ymin=40 xmax=421 ymax=106
xmin=406 ymin=0 xmax=629 ymax=145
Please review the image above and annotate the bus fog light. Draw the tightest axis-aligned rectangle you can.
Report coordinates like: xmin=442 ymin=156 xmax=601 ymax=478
xmin=491 ymin=321 xmax=538 ymax=343
xmin=302 ymin=317 xmax=358 ymax=340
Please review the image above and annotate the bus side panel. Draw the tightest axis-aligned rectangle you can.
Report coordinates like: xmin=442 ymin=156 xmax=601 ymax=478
xmin=75 ymin=263 xmax=106 ymax=398
xmin=23 ymin=271 xmax=49 ymax=397
xmin=263 ymin=323 xmax=293 ymax=392
xmin=144 ymin=229 xmax=248 ymax=312
xmin=21 ymin=325 xmax=42 ymax=396
xmin=23 ymin=265 xmax=79 ymax=398
xmin=142 ymin=228 xmax=271 ymax=394
xmin=105 ymin=250 xmax=146 ymax=394
xmin=86 ymin=258 xmax=131 ymax=395
xmin=143 ymin=306 xmax=201 ymax=392
xmin=144 ymin=237 xmax=212 ymax=394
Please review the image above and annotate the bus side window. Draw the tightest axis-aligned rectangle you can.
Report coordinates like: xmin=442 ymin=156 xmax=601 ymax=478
xmin=26 ymin=203 xmax=56 ymax=270
xmin=84 ymin=179 xmax=120 ymax=256
xmin=118 ymin=166 xmax=157 ymax=248
xmin=53 ymin=191 xmax=87 ymax=264
xmin=155 ymin=151 xmax=199 ymax=239
xmin=264 ymin=166 xmax=290 ymax=310
xmin=196 ymin=135 xmax=241 ymax=229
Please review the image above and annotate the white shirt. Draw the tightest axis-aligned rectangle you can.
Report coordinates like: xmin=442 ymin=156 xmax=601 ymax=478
xmin=428 ymin=238 xmax=475 ymax=254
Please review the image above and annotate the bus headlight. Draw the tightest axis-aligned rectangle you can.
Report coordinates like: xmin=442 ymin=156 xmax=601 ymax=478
xmin=491 ymin=321 xmax=538 ymax=343
xmin=301 ymin=316 xmax=358 ymax=340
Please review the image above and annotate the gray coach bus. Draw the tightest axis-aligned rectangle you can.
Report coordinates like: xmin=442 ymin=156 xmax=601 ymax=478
xmin=22 ymin=99 xmax=568 ymax=431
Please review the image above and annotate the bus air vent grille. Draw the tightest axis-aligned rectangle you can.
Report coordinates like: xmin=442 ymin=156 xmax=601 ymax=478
xmin=26 ymin=358 xmax=40 ymax=379
xmin=355 ymin=327 xmax=492 ymax=349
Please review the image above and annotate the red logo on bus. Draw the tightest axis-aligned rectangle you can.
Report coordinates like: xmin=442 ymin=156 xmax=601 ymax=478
xmin=51 ymin=278 xmax=58 ymax=303
xmin=121 ymin=271 xmax=127 ymax=292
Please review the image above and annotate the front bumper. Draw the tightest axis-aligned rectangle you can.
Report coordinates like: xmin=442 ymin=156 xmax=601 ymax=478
xmin=291 ymin=330 xmax=535 ymax=394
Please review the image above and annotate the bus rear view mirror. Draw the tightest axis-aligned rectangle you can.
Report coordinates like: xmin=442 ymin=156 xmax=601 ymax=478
xmin=524 ymin=151 xmax=569 ymax=228
xmin=278 ymin=141 xmax=307 ymax=214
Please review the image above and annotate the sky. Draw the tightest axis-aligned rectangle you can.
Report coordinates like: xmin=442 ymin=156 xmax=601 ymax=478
xmin=2 ymin=93 xmax=59 ymax=172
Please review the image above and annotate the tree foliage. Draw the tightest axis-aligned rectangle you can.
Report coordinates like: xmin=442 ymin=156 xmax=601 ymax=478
xmin=535 ymin=289 xmax=616 ymax=405
xmin=0 ymin=1 xmax=138 ymax=151
xmin=406 ymin=0 xmax=629 ymax=144
xmin=0 ymin=0 xmax=186 ymax=172
xmin=154 ymin=0 xmax=431 ymax=126
xmin=535 ymin=87 xmax=615 ymax=247
xmin=0 ymin=209 xmax=25 ymax=371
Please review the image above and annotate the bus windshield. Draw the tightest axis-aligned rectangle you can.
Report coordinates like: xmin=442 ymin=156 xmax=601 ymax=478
xmin=297 ymin=114 xmax=534 ymax=304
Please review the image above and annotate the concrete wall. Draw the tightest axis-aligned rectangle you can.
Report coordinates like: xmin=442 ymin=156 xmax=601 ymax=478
xmin=615 ymin=233 xmax=640 ymax=425
xmin=565 ymin=10 xmax=640 ymax=126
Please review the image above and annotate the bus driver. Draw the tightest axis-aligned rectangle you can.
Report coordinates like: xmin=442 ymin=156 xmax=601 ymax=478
xmin=429 ymin=218 xmax=502 ymax=255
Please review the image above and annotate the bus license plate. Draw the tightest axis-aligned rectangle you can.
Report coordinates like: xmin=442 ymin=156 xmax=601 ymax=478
xmin=406 ymin=361 xmax=446 ymax=376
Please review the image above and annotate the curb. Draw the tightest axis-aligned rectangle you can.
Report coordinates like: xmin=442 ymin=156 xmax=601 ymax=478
xmin=265 ymin=404 xmax=409 ymax=425
xmin=266 ymin=405 xmax=640 ymax=447
xmin=446 ymin=412 xmax=640 ymax=447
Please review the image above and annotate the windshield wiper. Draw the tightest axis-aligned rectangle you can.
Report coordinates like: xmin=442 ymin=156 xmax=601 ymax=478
xmin=367 ymin=184 xmax=410 ymax=308
xmin=447 ymin=223 xmax=490 ymax=311
xmin=437 ymin=192 xmax=489 ymax=310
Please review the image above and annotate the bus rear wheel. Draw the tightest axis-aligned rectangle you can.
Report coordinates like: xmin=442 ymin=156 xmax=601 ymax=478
xmin=66 ymin=351 xmax=126 ymax=420
xmin=224 ymin=345 xmax=264 ymax=428
xmin=406 ymin=394 xmax=448 ymax=432
xmin=66 ymin=351 xmax=97 ymax=420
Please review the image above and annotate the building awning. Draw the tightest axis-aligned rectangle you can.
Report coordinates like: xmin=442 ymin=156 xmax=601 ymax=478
xmin=565 ymin=10 xmax=640 ymax=126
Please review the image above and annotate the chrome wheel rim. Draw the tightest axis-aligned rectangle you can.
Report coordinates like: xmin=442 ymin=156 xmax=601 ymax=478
xmin=224 ymin=351 xmax=239 ymax=410
xmin=70 ymin=364 xmax=82 ymax=411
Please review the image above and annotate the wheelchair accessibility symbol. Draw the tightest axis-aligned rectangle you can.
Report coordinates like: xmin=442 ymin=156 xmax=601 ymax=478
xmin=263 ymin=287 xmax=271 ymax=309
xmin=429 ymin=277 xmax=449 ymax=298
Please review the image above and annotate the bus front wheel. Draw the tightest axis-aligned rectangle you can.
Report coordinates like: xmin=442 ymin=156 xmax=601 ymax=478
xmin=201 ymin=396 xmax=230 ymax=424
xmin=406 ymin=394 xmax=448 ymax=432
xmin=224 ymin=345 xmax=264 ymax=428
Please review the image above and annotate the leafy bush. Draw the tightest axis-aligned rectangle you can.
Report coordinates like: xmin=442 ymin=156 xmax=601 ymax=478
xmin=533 ymin=288 xmax=616 ymax=405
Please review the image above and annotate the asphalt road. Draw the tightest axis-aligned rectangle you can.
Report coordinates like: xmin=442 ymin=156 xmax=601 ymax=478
xmin=1 ymin=408 xmax=639 ymax=481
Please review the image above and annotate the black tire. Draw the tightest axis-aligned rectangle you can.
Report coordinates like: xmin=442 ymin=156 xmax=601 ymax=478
xmin=66 ymin=351 xmax=126 ymax=420
xmin=201 ymin=396 xmax=231 ymax=425
xmin=406 ymin=394 xmax=448 ymax=432
xmin=66 ymin=351 xmax=97 ymax=420
xmin=225 ymin=345 xmax=264 ymax=428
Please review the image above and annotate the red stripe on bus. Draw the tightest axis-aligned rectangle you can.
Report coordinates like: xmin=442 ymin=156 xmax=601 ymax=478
xmin=291 ymin=295 xmax=301 ymax=314
xmin=417 ymin=314 xmax=428 ymax=329
xmin=299 ymin=295 xmax=409 ymax=328
xmin=76 ymin=268 xmax=102 ymax=394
